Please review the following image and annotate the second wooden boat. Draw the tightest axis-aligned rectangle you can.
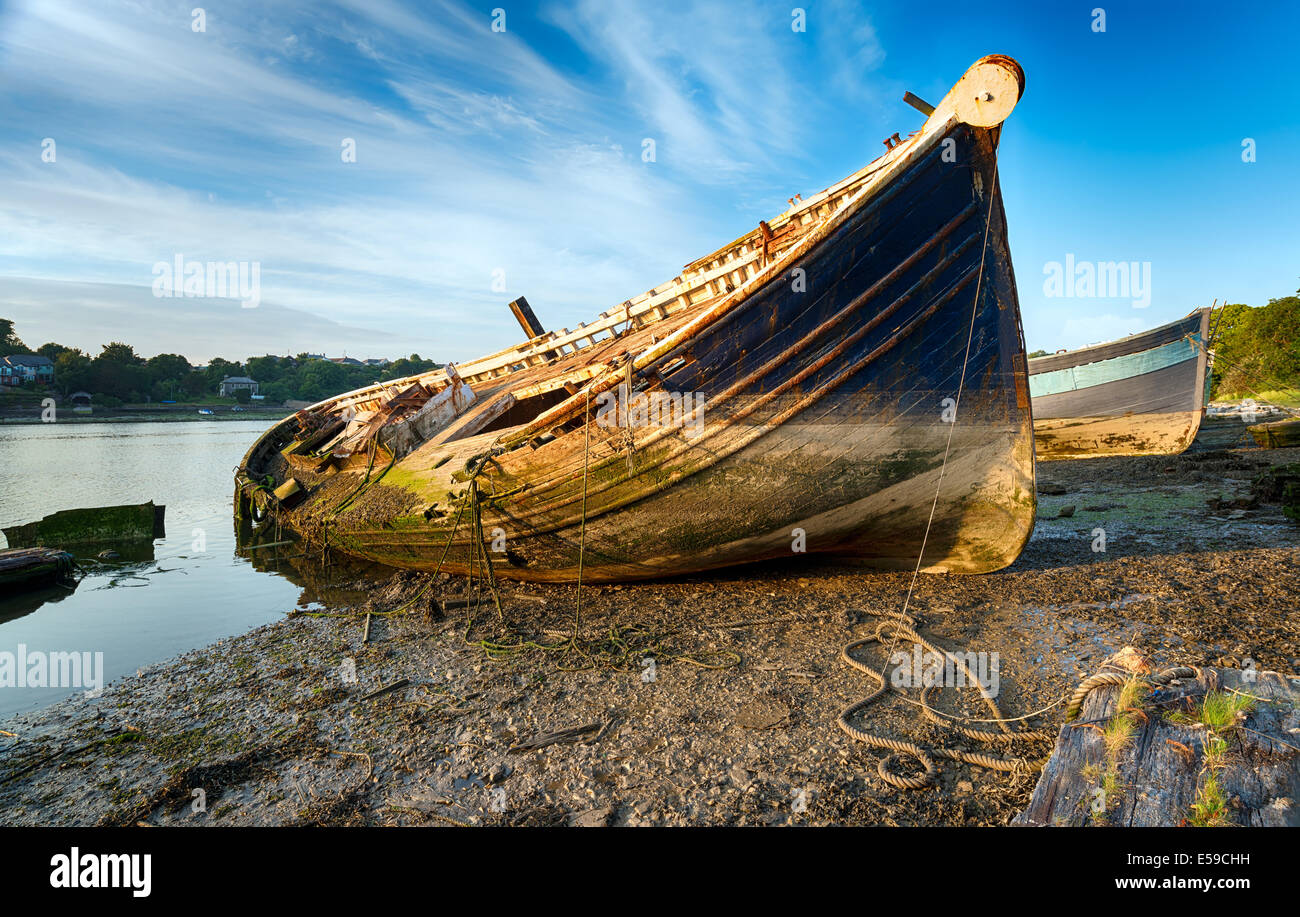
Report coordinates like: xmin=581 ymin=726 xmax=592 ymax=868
xmin=236 ymin=55 xmax=1036 ymax=583
xmin=1028 ymin=309 xmax=1212 ymax=460
xmin=1248 ymin=418 xmax=1300 ymax=448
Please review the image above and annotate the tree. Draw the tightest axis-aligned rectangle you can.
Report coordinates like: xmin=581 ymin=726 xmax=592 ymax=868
xmin=0 ymin=318 xmax=31 ymax=354
xmin=202 ymin=357 xmax=242 ymax=391
xmin=92 ymin=342 xmax=149 ymax=401
xmin=54 ymin=349 xmax=93 ymax=396
xmin=146 ymin=353 xmax=192 ymax=381
xmin=37 ymin=342 xmax=71 ymax=361
xmin=1209 ymin=295 xmax=1300 ymax=399
xmin=98 ymin=342 xmax=144 ymax=365
xmin=381 ymin=354 xmax=440 ymax=381
xmin=145 ymin=353 xmax=192 ymax=400
xmin=261 ymin=381 xmax=294 ymax=404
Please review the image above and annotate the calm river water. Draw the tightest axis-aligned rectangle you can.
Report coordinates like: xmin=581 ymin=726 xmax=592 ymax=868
xmin=0 ymin=420 xmax=373 ymax=719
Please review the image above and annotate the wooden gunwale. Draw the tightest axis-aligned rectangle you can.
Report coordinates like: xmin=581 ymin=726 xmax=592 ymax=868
xmin=353 ymin=266 xmax=982 ymax=549
xmin=478 ymin=206 xmax=984 ymax=519
xmin=496 ymin=119 xmax=965 ymax=450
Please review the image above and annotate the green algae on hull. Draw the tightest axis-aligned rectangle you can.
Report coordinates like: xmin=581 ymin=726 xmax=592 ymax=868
xmin=3 ymin=502 xmax=165 ymax=548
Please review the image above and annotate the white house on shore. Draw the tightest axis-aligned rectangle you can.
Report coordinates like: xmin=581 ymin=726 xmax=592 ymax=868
xmin=219 ymin=375 xmax=259 ymax=397
xmin=1 ymin=354 xmax=55 ymax=386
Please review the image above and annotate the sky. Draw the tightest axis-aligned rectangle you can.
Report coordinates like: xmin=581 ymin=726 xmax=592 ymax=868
xmin=1 ymin=0 xmax=1297 ymax=364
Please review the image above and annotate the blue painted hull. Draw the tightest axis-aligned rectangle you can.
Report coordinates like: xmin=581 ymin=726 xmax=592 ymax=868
xmin=1029 ymin=309 xmax=1211 ymax=458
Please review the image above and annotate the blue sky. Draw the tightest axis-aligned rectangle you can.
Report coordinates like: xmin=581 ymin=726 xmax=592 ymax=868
xmin=1 ymin=0 xmax=1297 ymax=363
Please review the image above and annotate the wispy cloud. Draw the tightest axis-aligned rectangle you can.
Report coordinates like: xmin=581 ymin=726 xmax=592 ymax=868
xmin=0 ymin=0 xmax=891 ymax=362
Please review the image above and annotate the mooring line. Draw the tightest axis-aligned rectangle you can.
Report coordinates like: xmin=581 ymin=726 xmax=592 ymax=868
xmin=837 ymin=140 xmax=1045 ymax=789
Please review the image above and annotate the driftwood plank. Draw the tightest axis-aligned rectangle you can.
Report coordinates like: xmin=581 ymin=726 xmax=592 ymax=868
xmin=1015 ymin=647 xmax=1300 ymax=826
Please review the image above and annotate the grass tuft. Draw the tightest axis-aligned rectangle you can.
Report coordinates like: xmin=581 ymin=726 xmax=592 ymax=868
xmin=1199 ymin=690 xmax=1256 ymax=732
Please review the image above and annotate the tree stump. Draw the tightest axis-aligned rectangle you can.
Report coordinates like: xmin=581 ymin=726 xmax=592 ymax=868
xmin=1014 ymin=646 xmax=1300 ymax=826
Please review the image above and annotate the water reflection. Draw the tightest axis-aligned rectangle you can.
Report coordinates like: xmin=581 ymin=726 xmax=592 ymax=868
xmin=0 ymin=420 xmax=390 ymax=719
xmin=234 ymin=518 xmax=396 ymax=609
xmin=0 ymin=581 xmax=78 ymax=627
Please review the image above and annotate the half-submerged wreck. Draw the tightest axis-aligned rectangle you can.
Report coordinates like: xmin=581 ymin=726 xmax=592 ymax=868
xmin=236 ymin=55 xmax=1036 ymax=583
xmin=0 ymin=548 xmax=76 ymax=593
xmin=1028 ymin=308 xmax=1212 ymax=460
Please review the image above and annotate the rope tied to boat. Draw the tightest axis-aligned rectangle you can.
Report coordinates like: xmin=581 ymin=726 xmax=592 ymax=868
xmin=837 ymin=136 xmax=1049 ymax=790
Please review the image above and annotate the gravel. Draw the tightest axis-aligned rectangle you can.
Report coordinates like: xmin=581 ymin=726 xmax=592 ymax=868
xmin=1 ymin=443 xmax=1297 ymax=827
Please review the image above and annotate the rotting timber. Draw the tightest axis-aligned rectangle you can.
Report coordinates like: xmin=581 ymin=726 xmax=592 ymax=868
xmin=0 ymin=548 xmax=76 ymax=592
xmin=235 ymin=55 xmax=1037 ymax=584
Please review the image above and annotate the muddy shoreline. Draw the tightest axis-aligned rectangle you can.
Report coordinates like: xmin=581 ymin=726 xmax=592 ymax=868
xmin=2 ymin=437 xmax=1297 ymax=827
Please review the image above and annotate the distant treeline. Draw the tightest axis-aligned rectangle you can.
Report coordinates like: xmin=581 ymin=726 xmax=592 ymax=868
xmin=0 ymin=319 xmax=440 ymax=405
xmin=1209 ymin=292 xmax=1299 ymax=400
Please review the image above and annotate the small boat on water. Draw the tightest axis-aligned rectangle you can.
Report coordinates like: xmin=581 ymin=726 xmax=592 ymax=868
xmin=236 ymin=55 xmax=1037 ymax=583
xmin=1028 ymin=308 xmax=1213 ymax=460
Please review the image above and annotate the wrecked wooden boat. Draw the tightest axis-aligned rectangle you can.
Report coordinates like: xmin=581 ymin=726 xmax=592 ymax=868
xmin=1028 ymin=308 xmax=1212 ymax=460
xmin=1249 ymin=417 xmax=1300 ymax=448
xmin=3 ymin=502 xmax=166 ymax=548
xmin=0 ymin=548 xmax=76 ymax=592
xmin=236 ymin=55 xmax=1036 ymax=583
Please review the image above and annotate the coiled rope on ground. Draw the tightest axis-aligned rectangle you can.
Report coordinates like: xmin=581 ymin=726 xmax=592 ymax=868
xmin=836 ymin=608 xmax=1052 ymax=790
xmin=835 ymin=142 xmax=1052 ymax=791
xmin=837 ymin=610 xmax=1208 ymax=792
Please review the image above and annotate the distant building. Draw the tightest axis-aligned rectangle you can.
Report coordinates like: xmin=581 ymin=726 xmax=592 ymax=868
xmin=218 ymin=376 xmax=259 ymax=397
xmin=330 ymin=356 xmax=364 ymax=366
xmin=364 ymin=358 xmax=390 ymax=367
xmin=2 ymin=354 xmax=54 ymax=385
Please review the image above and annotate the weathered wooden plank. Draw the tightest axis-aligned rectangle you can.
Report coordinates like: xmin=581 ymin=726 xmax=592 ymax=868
xmin=0 ymin=547 xmax=76 ymax=592
xmin=507 ymin=296 xmax=545 ymax=339
xmin=1015 ymin=647 xmax=1300 ymax=827
xmin=3 ymin=503 xmax=165 ymax=548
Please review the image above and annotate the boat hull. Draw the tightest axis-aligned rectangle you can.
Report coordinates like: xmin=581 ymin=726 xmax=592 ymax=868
xmin=1029 ymin=309 xmax=1211 ymax=460
xmin=241 ymin=120 xmax=1034 ymax=582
